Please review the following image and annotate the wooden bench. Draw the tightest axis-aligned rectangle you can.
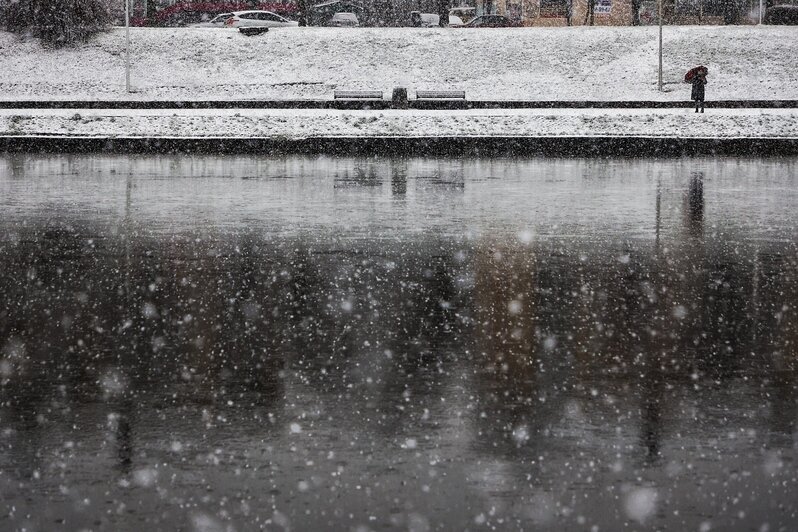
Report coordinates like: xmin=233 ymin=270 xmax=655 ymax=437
xmin=333 ymin=90 xmax=384 ymax=100
xmin=415 ymin=90 xmax=466 ymax=100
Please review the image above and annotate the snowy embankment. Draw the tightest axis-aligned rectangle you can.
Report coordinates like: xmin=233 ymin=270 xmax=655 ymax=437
xmin=2 ymin=108 xmax=797 ymax=139
xmin=1 ymin=26 xmax=797 ymax=101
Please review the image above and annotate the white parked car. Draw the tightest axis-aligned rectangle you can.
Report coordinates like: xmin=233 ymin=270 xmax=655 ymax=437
xmin=449 ymin=15 xmax=465 ymax=25
xmin=224 ymin=11 xmax=299 ymax=28
xmin=328 ymin=12 xmax=360 ymax=27
xmin=189 ymin=13 xmax=234 ymax=28
xmin=449 ymin=7 xmax=475 ymax=24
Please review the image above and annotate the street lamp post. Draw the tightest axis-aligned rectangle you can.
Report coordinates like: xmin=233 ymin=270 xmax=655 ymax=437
xmin=657 ymin=0 xmax=663 ymax=91
xmin=125 ymin=0 xmax=131 ymax=92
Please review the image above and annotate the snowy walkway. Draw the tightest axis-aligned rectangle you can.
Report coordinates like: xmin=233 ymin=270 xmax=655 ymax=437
xmin=2 ymin=108 xmax=797 ymax=139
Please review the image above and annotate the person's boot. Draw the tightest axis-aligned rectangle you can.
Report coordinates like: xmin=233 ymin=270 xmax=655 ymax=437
xmin=695 ymin=108 xmax=699 ymax=113
xmin=700 ymin=108 xmax=704 ymax=113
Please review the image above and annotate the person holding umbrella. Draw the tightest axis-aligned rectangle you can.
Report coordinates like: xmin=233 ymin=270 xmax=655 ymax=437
xmin=685 ymin=66 xmax=708 ymax=113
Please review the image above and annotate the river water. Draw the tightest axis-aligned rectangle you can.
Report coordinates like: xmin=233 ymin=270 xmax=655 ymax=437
xmin=1 ymin=155 xmax=797 ymax=531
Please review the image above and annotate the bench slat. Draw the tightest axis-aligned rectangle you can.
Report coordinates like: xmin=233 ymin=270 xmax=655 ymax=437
xmin=334 ymin=91 xmax=384 ymax=100
xmin=416 ymin=90 xmax=466 ymax=99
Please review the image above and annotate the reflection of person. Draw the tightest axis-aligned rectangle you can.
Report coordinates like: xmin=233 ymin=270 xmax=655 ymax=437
xmin=687 ymin=171 xmax=704 ymax=236
xmin=691 ymin=71 xmax=707 ymax=113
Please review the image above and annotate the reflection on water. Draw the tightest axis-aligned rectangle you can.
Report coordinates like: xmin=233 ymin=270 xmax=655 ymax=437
xmin=1 ymin=155 xmax=797 ymax=531
xmin=687 ymin=171 xmax=704 ymax=236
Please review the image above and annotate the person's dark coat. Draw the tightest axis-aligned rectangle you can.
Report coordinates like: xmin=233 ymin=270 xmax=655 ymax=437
xmin=691 ymin=76 xmax=706 ymax=101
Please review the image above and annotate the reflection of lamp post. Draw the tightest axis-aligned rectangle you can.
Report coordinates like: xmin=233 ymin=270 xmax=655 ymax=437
xmin=125 ymin=0 xmax=131 ymax=93
xmin=657 ymin=0 xmax=663 ymax=91
xmin=655 ymin=176 xmax=661 ymax=249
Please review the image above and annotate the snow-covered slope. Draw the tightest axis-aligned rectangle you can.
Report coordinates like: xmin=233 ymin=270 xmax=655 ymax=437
xmin=1 ymin=26 xmax=796 ymax=101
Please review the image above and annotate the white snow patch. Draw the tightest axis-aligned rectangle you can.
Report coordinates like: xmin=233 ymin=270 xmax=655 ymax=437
xmin=672 ymin=304 xmax=688 ymax=319
xmin=132 ymin=467 xmax=158 ymax=488
xmin=522 ymin=492 xmax=556 ymax=524
xmin=190 ymin=512 xmax=229 ymax=532
xmin=142 ymin=301 xmax=159 ymax=319
xmin=100 ymin=369 xmax=128 ymax=398
xmin=623 ymin=486 xmax=658 ymax=523
xmin=402 ymin=437 xmax=418 ymax=450
xmin=511 ymin=425 xmax=530 ymax=446
xmin=507 ymin=299 xmax=523 ymax=315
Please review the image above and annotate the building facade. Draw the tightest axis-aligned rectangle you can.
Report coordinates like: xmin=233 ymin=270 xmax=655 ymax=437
xmin=123 ymin=0 xmax=773 ymax=25
xmin=474 ymin=0 xmax=765 ymax=25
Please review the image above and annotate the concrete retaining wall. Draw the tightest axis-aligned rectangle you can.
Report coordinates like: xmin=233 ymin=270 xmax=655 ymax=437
xmin=3 ymin=135 xmax=797 ymax=156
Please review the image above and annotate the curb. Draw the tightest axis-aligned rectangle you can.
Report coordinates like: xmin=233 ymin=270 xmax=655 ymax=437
xmin=3 ymin=136 xmax=798 ymax=156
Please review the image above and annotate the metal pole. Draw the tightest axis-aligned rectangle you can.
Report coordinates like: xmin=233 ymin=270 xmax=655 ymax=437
xmin=658 ymin=0 xmax=663 ymax=91
xmin=759 ymin=0 xmax=763 ymax=24
xmin=125 ymin=0 xmax=131 ymax=93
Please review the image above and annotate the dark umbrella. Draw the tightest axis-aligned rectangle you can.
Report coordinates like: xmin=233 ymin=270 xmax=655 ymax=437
xmin=684 ymin=65 xmax=708 ymax=83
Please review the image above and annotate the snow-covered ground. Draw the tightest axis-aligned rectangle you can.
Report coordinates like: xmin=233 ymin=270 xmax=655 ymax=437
xmin=2 ymin=108 xmax=796 ymax=138
xmin=1 ymin=26 xmax=797 ymax=101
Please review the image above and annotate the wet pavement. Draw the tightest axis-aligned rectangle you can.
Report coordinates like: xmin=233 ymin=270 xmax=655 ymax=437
xmin=1 ymin=154 xmax=797 ymax=531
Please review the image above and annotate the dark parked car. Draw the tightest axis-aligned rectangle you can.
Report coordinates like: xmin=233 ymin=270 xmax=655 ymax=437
xmin=460 ymin=14 xmax=518 ymax=27
xmin=764 ymin=4 xmax=798 ymax=24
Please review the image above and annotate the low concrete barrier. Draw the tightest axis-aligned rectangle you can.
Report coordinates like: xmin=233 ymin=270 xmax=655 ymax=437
xmin=3 ymin=136 xmax=797 ymax=157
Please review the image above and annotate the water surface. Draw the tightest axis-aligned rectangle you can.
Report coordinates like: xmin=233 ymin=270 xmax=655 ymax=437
xmin=1 ymin=155 xmax=797 ymax=531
